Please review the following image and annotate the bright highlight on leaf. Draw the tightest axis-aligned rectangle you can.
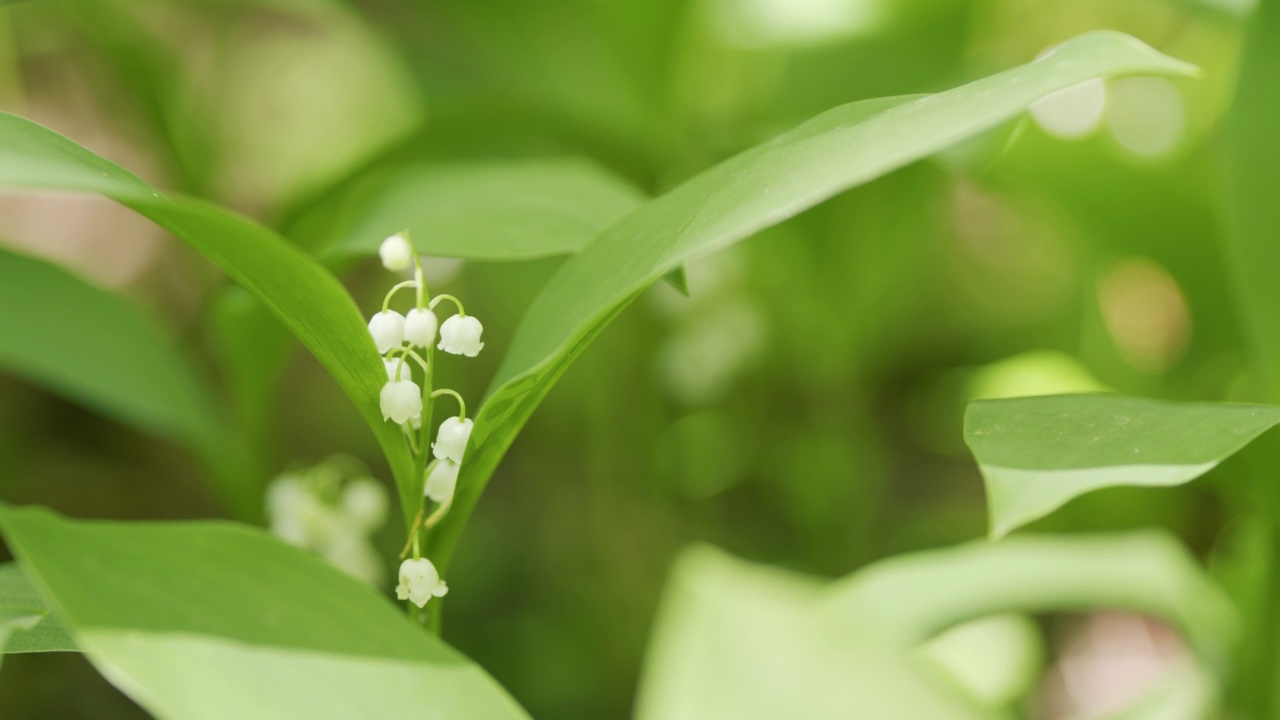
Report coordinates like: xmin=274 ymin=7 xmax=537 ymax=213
xmin=636 ymin=532 xmax=1233 ymax=720
xmin=0 ymin=504 xmax=528 ymax=720
xmin=964 ymin=394 xmax=1280 ymax=538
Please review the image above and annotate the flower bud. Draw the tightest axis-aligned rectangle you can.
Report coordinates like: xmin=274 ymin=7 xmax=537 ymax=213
xmin=380 ymin=380 xmax=423 ymax=425
xmin=384 ymin=357 xmax=412 ymax=383
xmin=437 ymin=315 xmax=484 ymax=357
xmin=368 ymin=311 xmax=405 ymax=354
xmin=379 ymin=233 xmax=414 ymax=271
xmin=432 ymin=416 xmax=473 ymax=463
xmin=404 ymin=308 xmax=439 ymax=348
xmin=424 ymin=460 xmax=459 ymax=504
xmin=396 ymin=557 xmax=448 ymax=608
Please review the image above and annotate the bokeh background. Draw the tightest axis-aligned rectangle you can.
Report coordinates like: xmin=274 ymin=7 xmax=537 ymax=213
xmin=0 ymin=0 xmax=1258 ymax=717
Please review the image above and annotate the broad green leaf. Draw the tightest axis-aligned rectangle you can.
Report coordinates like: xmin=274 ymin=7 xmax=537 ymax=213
xmin=322 ymin=159 xmax=646 ymax=261
xmin=0 ymin=246 xmax=221 ymax=452
xmin=0 ymin=246 xmax=261 ymax=517
xmin=425 ymin=31 xmax=1199 ymax=570
xmin=0 ymin=504 xmax=528 ymax=719
xmin=0 ymin=562 xmax=76 ymax=655
xmin=920 ymin=615 xmax=1042 ymax=709
xmin=0 ymin=114 xmax=416 ymax=525
xmin=964 ymin=394 xmax=1280 ymax=538
xmin=635 ymin=532 xmax=1233 ymax=720
xmin=1224 ymin=0 xmax=1280 ymax=400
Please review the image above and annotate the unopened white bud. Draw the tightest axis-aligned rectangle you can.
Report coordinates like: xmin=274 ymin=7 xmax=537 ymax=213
xmin=396 ymin=557 xmax=448 ymax=608
xmin=368 ymin=311 xmax=405 ymax=354
xmin=384 ymin=357 xmax=412 ymax=383
xmin=380 ymin=380 xmax=423 ymax=425
xmin=379 ymin=233 xmax=414 ymax=271
xmin=437 ymin=315 xmax=484 ymax=357
xmin=425 ymin=460 xmax=460 ymax=504
xmin=405 ymin=308 xmax=439 ymax=348
xmin=432 ymin=416 xmax=473 ymax=463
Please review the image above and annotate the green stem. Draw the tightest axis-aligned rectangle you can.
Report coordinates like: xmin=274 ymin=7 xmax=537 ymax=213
xmin=430 ymin=388 xmax=466 ymax=420
xmin=428 ymin=294 xmax=465 ymax=316
xmin=381 ymin=280 xmax=419 ymax=312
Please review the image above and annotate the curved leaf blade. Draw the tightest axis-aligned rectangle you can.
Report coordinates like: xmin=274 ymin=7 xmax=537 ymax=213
xmin=428 ymin=31 xmax=1200 ymax=568
xmin=0 ymin=246 xmax=221 ymax=451
xmin=323 ymin=159 xmax=646 ymax=261
xmin=0 ymin=504 xmax=528 ymax=719
xmin=964 ymin=394 xmax=1280 ymax=537
xmin=636 ymin=532 xmax=1233 ymax=720
xmin=0 ymin=562 xmax=76 ymax=655
xmin=0 ymin=115 xmax=416 ymax=524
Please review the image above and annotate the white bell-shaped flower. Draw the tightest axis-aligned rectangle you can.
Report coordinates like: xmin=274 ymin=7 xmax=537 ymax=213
xmin=405 ymin=308 xmax=439 ymax=348
xmin=432 ymin=416 xmax=473 ymax=463
xmin=380 ymin=379 xmax=423 ymax=425
xmin=437 ymin=314 xmax=484 ymax=357
xmin=379 ymin=233 xmax=414 ymax=271
xmin=424 ymin=460 xmax=460 ymax=504
xmin=341 ymin=478 xmax=388 ymax=531
xmin=384 ymin=357 xmax=412 ymax=383
xmin=396 ymin=557 xmax=448 ymax=607
xmin=368 ymin=311 xmax=405 ymax=354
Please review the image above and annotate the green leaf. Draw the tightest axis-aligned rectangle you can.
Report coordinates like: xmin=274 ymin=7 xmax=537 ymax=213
xmin=635 ymin=532 xmax=1233 ymax=720
xmin=964 ymin=394 xmax=1280 ymax=538
xmin=426 ymin=31 xmax=1199 ymax=569
xmin=1224 ymin=0 xmax=1280 ymax=399
xmin=0 ymin=246 xmax=260 ymax=517
xmin=0 ymin=504 xmax=528 ymax=719
xmin=321 ymin=159 xmax=646 ymax=261
xmin=0 ymin=246 xmax=221 ymax=453
xmin=0 ymin=114 xmax=416 ymax=525
xmin=0 ymin=562 xmax=76 ymax=655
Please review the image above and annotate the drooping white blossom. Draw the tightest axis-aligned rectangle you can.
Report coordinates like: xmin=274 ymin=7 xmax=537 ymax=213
xmin=384 ymin=356 xmax=413 ymax=382
xmin=396 ymin=557 xmax=448 ymax=608
xmin=381 ymin=379 xmax=423 ymax=425
xmin=379 ymin=233 xmax=414 ymax=271
xmin=432 ymin=416 xmax=473 ymax=463
xmin=342 ymin=477 xmax=389 ymax=531
xmin=437 ymin=314 xmax=484 ymax=357
xmin=424 ymin=460 xmax=460 ymax=504
xmin=404 ymin=308 xmax=439 ymax=348
xmin=368 ymin=311 xmax=406 ymax=354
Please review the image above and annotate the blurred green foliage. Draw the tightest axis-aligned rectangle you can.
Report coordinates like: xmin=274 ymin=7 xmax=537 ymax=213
xmin=0 ymin=0 xmax=1266 ymax=717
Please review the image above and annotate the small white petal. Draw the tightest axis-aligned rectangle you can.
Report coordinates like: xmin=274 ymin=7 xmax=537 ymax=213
xmin=379 ymin=234 xmax=414 ymax=271
xmin=405 ymin=308 xmax=439 ymax=348
xmin=383 ymin=356 xmax=412 ymax=383
xmin=432 ymin=416 xmax=473 ymax=463
xmin=396 ymin=558 xmax=447 ymax=608
xmin=368 ymin=311 xmax=406 ymax=354
xmin=380 ymin=380 xmax=423 ymax=425
xmin=424 ymin=461 xmax=460 ymax=504
xmin=437 ymin=315 xmax=485 ymax=357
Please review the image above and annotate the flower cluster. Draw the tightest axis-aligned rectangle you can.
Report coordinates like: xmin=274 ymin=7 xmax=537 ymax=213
xmin=266 ymin=458 xmax=389 ymax=586
xmin=368 ymin=232 xmax=484 ymax=608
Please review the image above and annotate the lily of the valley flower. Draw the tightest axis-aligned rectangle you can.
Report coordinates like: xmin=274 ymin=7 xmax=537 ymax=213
xmin=368 ymin=310 xmax=406 ymax=354
xmin=396 ymin=557 xmax=448 ymax=607
xmin=381 ymin=379 xmax=423 ymax=424
xmin=383 ymin=357 xmax=412 ymax=382
xmin=379 ymin=233 xmax=414 ymax=272
xmin=424 ymin=460 xmax=459 ymax=504
xmin=405 ymin=308 xmax=439 ymax=348
xmin=437 ymin=315 xmax=484 ymax=357
xmin=432 ymin=416 xmax=473 ymax=463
